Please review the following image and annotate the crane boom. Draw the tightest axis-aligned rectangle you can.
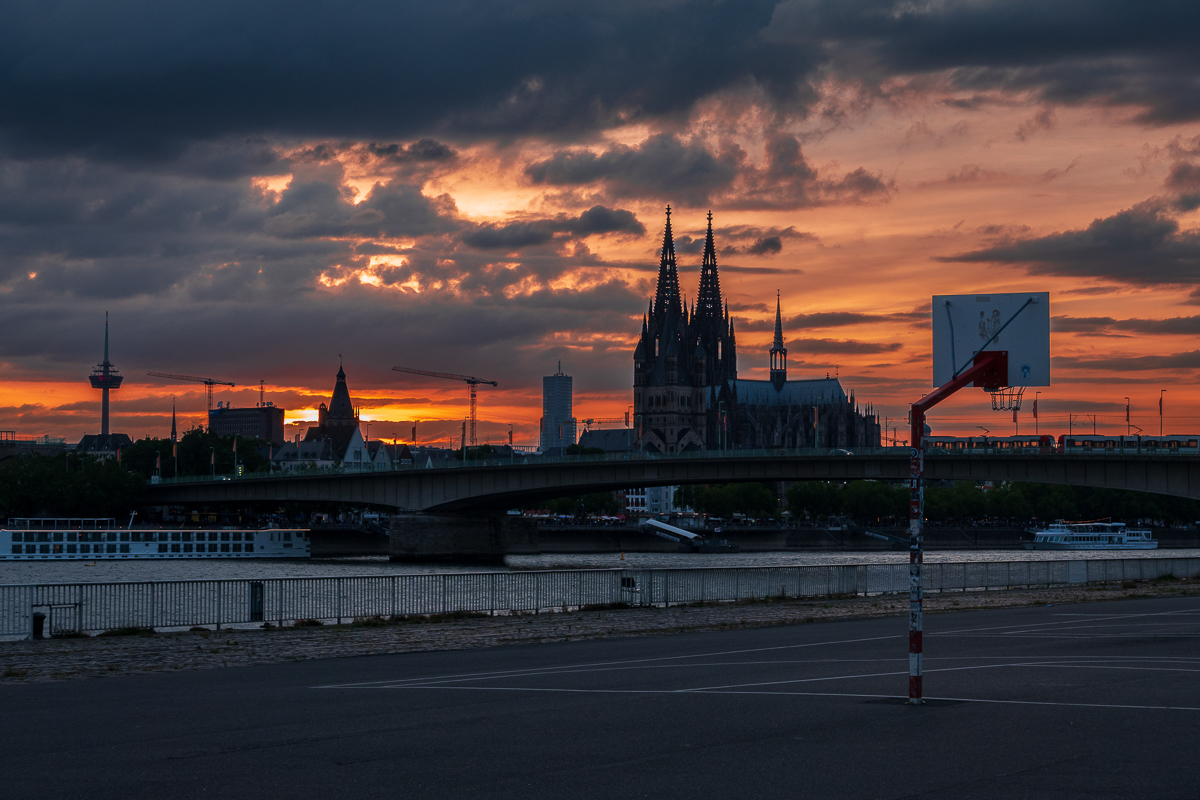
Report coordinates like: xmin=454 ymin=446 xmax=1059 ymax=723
xmin=392 ymin=366 xmax=498 ymax=448
xmin=146 ymin=372 xmax=236 ymax=412
xmin=390 ymin=366 xmax=497 ymax=386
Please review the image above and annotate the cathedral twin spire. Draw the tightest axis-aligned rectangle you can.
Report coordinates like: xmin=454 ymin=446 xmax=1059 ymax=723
xmin=652 ymin=206 xmax=683 ymax=320
xmin=653 ymin=206 xmax=727 ymax=327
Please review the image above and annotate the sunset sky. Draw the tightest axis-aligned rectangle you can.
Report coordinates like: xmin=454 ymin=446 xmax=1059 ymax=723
xmin=2 ymin=1 xmax=1199 ymax=446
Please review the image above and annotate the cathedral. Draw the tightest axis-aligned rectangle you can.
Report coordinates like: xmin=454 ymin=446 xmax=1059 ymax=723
xmin=633 ymin=208 xmax=881 ymax=453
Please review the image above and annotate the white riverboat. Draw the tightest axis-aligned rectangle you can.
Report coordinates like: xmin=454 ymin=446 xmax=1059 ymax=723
xmin=2 ymin=518 xmax=310 ymax=560
xmin=1024 ymin=520 xmax=1157 ymax=551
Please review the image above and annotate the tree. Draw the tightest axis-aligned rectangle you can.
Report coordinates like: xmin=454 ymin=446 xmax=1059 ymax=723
xmin=0 ymin=453 xmax=146 ymax=519
xmin=786 ymin=481 xmax=843 ymax=520
xmin=674 ymin=482 xmax=779 ymax=519
xmin=542 ymin=491 xmax=620 ymax=517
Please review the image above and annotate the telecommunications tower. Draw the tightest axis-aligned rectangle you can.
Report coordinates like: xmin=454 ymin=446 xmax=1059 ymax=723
xmin=88 ymin=313 xmax=123 ymax=436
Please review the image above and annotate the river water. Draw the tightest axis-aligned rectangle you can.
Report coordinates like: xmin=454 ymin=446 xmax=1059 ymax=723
xmin=1 ymin=548 xmax=1196 ymax=585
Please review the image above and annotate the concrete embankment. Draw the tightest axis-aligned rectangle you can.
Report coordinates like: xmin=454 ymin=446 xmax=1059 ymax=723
xmin=532 ymin=524 xmax=1200 ymax=553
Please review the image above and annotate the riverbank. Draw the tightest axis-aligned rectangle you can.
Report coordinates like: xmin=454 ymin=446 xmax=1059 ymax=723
xmin=3 ymin=574 xmax=1197 ymax=684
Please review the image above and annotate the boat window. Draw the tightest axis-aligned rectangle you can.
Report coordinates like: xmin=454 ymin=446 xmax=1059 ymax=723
xmin=11 ymin=545 xmax=20 ymax=554
xmin=158 ymin=544 xmax=167 ymax=553
xmin=221 ymin=532 xmax=230 ymax=542
xmin=106 ymin=544 xmax=116 ymax=553
xmin=183 ymin=544 xmax=193 ymax=553
xmin=171 ymin=544 xmax=180 ymax=553
xmin=183 ymin=532 xmax=192 ymax=542
xmin=120 ymin=544 xmax=130 ymax=553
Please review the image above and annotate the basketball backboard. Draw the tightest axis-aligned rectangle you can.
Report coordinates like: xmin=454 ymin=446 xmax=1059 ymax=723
xmin=931 ymin=292 xmax=1049 ymax=387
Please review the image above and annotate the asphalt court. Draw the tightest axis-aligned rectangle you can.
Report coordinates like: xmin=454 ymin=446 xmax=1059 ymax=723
xmin=318 ymin=600 xmax=1200 ymax=712
xmin=6 ymin=595 xmax=1200 ymax=799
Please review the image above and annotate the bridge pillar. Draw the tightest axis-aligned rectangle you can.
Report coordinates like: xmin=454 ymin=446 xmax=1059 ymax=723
xmin=388 ymin=513 xmax=538 ymax=564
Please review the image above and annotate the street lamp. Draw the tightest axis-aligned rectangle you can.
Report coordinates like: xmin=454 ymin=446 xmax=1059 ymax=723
xmin=1160 ymin=389 xmax=1166 ymax=437
xmin=718 ymin=400 xmax=726 ymax=451
xmin=210 ymin=446 xmax=215 ymax=479
xmin=1125 ymin=397 xmax=1130 ymax=437
xmin=1034 ymin=391 xmax=1041 ymax=436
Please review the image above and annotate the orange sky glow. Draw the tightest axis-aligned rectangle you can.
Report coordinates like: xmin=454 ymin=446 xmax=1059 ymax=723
xmin=5 ymin=87 xmax=1200 ymax=446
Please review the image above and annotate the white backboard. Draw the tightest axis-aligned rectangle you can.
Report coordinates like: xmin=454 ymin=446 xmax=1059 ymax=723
xmin=932 ymin=292 xmax=1050 ymax=387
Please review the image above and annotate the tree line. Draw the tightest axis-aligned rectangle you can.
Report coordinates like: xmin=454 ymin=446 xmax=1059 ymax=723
xmin=0 ymin=427 xmax=277 ymax=519
xmin=786 ymin=480 xmax=1200 ymax=526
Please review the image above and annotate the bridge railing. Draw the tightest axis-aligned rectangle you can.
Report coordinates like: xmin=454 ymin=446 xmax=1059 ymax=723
xmin=2 ymin=557 xmax=1196 ymax=639
xmin=149 ymin=443 xmax=1200 ymax=486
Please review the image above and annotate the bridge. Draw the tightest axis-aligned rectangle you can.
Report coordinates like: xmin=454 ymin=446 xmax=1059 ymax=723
xmin=145 ymin=448 xmax=1200 ymax=561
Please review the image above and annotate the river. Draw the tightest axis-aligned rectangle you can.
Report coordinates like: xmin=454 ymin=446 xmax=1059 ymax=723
xmin=1 ymin=548 xmax=1196 ymax=585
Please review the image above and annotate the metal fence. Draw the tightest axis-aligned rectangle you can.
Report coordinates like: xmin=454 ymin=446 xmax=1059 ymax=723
xmin=2 ymin=557 xmax=1197 ymax=640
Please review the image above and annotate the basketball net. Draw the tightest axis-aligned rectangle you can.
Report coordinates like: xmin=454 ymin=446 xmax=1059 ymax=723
xmin=990 ymin=386 xmax=1025 ymax=412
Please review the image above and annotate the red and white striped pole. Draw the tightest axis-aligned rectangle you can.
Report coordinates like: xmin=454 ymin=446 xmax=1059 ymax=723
xmin=908 ymin=405 xmax=925 ymax=704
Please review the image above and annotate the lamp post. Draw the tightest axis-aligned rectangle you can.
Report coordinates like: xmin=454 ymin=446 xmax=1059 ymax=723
xmin=210 ymin=446 xmax=215 ymax=479
xmin=1125 ymin=397 xmax=1130 ymax=436
xmin=1034 ymin=391 xmax=1041 ymax=436
xmin=718 ymin=401 xmax=726 ymax=451
xmin=1160 ymin=389 xmax=1166 ymax=437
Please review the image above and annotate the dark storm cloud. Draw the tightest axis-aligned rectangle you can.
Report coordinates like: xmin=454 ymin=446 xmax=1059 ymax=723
xmin=462 ymin=206 xmax=645 ymax=251
xmin=526 ymin=133 xmax=890 ymax=209
xmin=937 ymin=200 xmax=1200 ymax=285
xmin=1053 ymin=315 xmax=1200 ymax=335
xmin=767 ymin=0 xmax=1200 ymax=124
xmin=0 ymin=0 xmax=817 ymax=155
xmin=1 ymin=0 xmax=1197 ymax=162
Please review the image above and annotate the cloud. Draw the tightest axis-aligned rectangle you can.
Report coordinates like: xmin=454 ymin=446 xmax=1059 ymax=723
xmin=1015 ymin=108 xmax=1056 ymax=142
xmin=788 ymin=338 xmax=904 ymax=355
xmin=937 ymin=200 xmax=1200 ymax=285
xmin=736 ymin=309 xmax=927 ymax=332
xmin=462 ymin=205 xmax=645 ymax=251
xmin=526 ymin=132 xmax=890 ymax=209
xmin=1053 ymin=315 xmax=1200 ymax=335
xmin=1055 ymin=351 xmax=1200 ymax=372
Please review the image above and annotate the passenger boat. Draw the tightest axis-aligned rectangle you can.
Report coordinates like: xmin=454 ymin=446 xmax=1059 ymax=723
xmin=1023 ymin=520 xmax=1156 ymax=550
xmin=2 ymin=518 xmax=310 ymax=560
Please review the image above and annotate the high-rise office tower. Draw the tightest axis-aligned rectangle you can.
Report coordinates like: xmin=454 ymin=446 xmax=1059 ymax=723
xmin=540 ymin=362 xmax=575 ymax=450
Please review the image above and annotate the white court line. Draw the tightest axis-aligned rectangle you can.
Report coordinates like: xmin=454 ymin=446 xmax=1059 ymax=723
xmin=313 ymin=632 xmax=902 ymax=689
xmin=936 ymin=607 xmax=1200 ymax=638
xmin=325 ymin=683 xmax=1200 ymax=712
xmin=316 ymin=603 xmax=1200 ymax=690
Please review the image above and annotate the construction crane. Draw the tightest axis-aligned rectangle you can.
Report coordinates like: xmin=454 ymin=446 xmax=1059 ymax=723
xmin=392 ymin=366 xmax=498 ymax=448
xmin=146 ymin=372 xmax=236 ymax=411
xmin=574 ymin=415 xmax=629 ymax=431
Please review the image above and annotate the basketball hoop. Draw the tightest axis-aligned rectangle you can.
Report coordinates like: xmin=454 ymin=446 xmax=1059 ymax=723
xmin=990 ymin=386 xmax=1025 ymax=411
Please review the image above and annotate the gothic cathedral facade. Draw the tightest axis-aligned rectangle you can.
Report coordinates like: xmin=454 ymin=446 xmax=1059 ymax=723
xmin=633 ymin=208 xmax=881 ymax=454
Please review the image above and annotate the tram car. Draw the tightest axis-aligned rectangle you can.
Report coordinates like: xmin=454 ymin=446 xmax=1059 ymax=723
xmin=1056 ymin=434 xmax=1200 ymax=454
xmin=924 ymin=435 xmax=1056 ymax=452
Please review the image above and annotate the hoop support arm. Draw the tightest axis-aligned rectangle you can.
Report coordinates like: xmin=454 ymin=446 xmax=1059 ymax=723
xmin=910 ymin=350 xmax=1007 ymax=445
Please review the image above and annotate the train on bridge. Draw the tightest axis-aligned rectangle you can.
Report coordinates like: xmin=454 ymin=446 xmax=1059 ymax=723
xmin=924 ymin=434 xmax=1200 ymax=454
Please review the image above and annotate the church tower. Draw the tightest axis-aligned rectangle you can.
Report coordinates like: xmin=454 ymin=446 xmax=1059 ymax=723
xmin=692 ymin=211 xmax=737 ymax=448
xmin=633 ymin=207 xmax=706 ymax=454
xmin=769 ymin=291 xmax=787 ymax=391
